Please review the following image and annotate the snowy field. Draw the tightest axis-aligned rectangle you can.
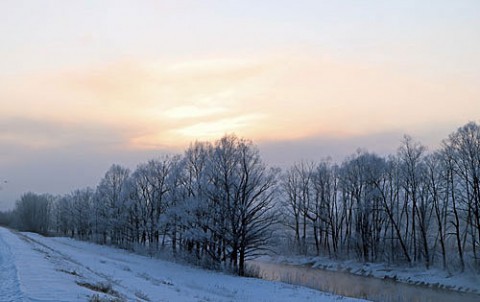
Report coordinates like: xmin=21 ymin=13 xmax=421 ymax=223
xmin=0 ymin=227 xmax=365 ymax=302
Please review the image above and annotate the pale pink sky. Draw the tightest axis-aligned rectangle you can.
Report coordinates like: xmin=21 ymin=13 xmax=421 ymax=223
xmin=1 ymin=0 xmax=479 ymax=209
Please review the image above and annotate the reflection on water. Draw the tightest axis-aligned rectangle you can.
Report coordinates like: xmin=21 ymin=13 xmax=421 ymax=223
xmin=247 ymin=261 xmax=480 ymax=302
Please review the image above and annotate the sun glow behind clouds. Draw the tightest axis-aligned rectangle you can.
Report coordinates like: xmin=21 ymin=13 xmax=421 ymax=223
xmin=163 ymin=105 xmax=227 ymax=119
xmin=1 ymin=52 xmax=479 ymax=151
xmin=173 ymin=113 xmax=266 ymax=140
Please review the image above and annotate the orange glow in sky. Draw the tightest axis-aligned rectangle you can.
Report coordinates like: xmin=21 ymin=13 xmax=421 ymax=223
xmin=2 ymin=54 xmax=478 ymax=150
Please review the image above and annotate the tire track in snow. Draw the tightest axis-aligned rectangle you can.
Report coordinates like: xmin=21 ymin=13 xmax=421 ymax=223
xmin=0 ymin=229 xmax=25 ymax=302
xmin=18 ymin=233 xmax=139 ymax=300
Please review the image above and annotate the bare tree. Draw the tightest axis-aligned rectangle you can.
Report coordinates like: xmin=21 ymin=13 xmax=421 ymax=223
xmin=425 ymin=152 xmax=449 ymax=269
xmin=398 ymin=135 xmax=429 ymax=267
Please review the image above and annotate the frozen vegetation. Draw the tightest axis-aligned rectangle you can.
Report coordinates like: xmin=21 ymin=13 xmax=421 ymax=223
xmin=0 ymin=227 xmax=364 ymax=302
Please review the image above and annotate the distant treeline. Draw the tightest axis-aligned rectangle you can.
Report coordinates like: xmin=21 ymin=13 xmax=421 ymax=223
xmin=2 ymin=121 xmax=479 ymax=275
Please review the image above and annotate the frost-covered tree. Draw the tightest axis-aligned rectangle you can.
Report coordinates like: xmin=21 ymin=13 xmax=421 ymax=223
xmin=424 ymin=152 xmax=449 ymax=269
xmin=14 ymin=192 xmax=53 ymax=235
xmin=205 ymin=135 xmax=277 ymax=275
xmin=398 ymin=135 xmax=429 ymax=266
xmin=126 ymin=158 xmax=175 ymax=249
xmin=96 ymin=164 xmax=130 ymax=245
xmin=54 ymin=194 xmax=74 ymax=237
xmin=338 ymin=151 xmax=387 ymax=262
xmin=53 ymin=188 xmax=94 ymax=240
xmin=178 ymin=141 xmax=212 ymax=259
xmin=71 ymin=188 xmax=94 ymax=240
xmin=442 ymin=122 xmax=480 ymax=271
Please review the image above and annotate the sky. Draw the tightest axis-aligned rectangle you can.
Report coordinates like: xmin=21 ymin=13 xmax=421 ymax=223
xmin=1 ymin=0 xmax=480 ymax=210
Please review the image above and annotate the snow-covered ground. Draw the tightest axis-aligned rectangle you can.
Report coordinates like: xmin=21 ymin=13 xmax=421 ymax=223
xmin=264 ymin=255 xmax=480 ymax=294
xmin=0 ymin=227 xmax=365 ymax=302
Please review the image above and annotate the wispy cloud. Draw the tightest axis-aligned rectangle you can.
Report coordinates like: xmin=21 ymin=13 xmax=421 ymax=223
xmin=1 ymin=52 xmax=479 ymax=153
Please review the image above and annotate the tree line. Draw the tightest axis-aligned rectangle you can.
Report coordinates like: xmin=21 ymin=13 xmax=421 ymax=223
xmin=280 ymin=122 xmax=480 ymax=272
xmin=3 ymin=136 xmax=277 ymax=276
xmin=1 ymin=122 xmax=479 ymax=275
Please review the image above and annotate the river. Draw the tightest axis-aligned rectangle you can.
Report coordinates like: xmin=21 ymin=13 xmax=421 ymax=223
xmin=247 ymin=260 xmax=480 ymax=302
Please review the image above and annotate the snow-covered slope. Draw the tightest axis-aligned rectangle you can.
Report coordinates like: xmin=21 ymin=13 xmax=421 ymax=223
xmin=0 ymin=227 xmax=365 ymax=302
